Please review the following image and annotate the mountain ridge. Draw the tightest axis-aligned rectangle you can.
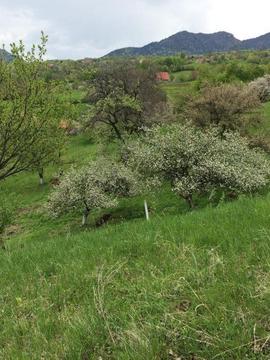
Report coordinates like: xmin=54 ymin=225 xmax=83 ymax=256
xmin=0 ymin=49 xmax=13 ymax=62
xmin=106 ymin=31 xmax=270 ymax=57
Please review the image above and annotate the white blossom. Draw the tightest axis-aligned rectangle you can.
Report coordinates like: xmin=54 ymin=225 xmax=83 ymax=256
xmin=47 ymin=159 xmax=138 ymax=224
xmin=126 ymin=124 xmax=270 ymax=207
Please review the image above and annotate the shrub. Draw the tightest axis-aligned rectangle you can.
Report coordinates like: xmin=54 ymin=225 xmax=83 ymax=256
xmin=249 ymin=75 xmax=270 ymax=102
xmin=184 ymin=84 xmax=261 ymax=135
xmin=47 ymin=159 xmax=138 ymax=225
xmin=125 ymin=124 xmax=270 ymax=208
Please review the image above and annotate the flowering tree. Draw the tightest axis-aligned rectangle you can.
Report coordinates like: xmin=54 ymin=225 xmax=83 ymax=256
xmin=125 ymin=124 xmax=270 ymax=208
xmin=47 ymin=159 xmax=138 ymax=225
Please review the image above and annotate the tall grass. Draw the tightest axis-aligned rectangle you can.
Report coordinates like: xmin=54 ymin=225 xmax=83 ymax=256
xmin=1 ymin=194 xmax=270 ymax=358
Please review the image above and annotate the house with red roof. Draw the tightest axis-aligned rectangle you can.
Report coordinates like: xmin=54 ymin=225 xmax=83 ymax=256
xmin=156 ymin=72 xmax=170 ymax=81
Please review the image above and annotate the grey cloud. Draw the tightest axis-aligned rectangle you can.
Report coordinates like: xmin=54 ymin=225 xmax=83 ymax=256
xmin=0 ymin=0 xmax=266 ymax=59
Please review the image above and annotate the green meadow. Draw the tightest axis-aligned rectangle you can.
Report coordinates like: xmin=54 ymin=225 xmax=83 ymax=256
xmin=1 ymin=129 xmax=270 ymax=359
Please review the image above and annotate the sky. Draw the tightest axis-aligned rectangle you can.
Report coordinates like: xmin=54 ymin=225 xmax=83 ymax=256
xmin=0 ymin=0 xmax=269 ymax=59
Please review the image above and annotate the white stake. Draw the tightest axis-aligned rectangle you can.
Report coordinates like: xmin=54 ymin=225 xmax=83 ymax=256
xmin=144 ymin=200 xmax=150 ymax=221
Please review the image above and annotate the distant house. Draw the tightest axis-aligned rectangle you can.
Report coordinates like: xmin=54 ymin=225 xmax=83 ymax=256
xmin=156 ymin=72 xmax=170 ymax=81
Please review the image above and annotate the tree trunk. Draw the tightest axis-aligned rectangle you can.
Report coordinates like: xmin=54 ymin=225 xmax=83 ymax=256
xmin=111 ymin=122 xmax=125 ymax=143
xmin=82 ymin=208 xmax=90 ymax=226
xmin=185 ymin=195 xmax=195 ymax=209
xmin=38 ymin=169 xmax=44 ymax=185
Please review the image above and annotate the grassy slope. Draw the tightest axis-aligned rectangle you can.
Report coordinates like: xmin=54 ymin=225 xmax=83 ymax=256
xmin=161 ymin=81 xmax=195 ymax=104
xmin=1 ymin=134 xmax=270 ymax=359
xmin=1 ymin=192 xmax=270 ymax=358
xmin=1 ymin=84 xmax=270 ymax=358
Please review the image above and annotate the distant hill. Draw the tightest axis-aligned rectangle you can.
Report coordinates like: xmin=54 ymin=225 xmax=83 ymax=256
xmin=0 ymin=49 xmax=13 ymax=62
xmin=238 ymin=33 xmax=270 ymax=50
xmin=106 ymin=31 xmax=270 ymax=57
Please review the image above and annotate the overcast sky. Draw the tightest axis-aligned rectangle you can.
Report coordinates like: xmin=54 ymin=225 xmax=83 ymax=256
xmin=0 ymin=0 xmax=269 ymax=59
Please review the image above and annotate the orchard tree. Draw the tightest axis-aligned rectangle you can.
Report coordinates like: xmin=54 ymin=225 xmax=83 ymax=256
xmin=125 ymin=124 xmax=270 ymax=208
xmin=0 ymin=33 xmax=65 ymax=182
xmin=84 ymin=61 xmax=167 ymax=141
xmin=184 ymin=84 xmax=261 ymax=135
xmin=47 ymin=159 xmax=139 ymax=225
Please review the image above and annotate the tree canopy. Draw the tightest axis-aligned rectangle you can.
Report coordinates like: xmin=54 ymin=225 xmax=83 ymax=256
xmin=47 ymin=159 xmax=139 ymax=225
xmin=84 ymin=61 xmax=167 ymax=141
xmin=184 ymin=84 xmax=261 ymax=135
xmin=125 ymin=124 xmax=270 ymax=208
xmin=0 ymin=33 xmax=65 ymax=182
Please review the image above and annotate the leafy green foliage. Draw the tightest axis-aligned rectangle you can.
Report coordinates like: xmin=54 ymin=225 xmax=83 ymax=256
xmin=224 ymin=61 xmax=265 ymax=82
xmin=154 ymin=54 xmax=189 ymax=72
xmin=0 ymin=33 xmax=66 ymax=182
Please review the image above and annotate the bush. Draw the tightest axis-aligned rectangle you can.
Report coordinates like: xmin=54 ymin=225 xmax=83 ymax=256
xmin=249 ymin=75 xmax=270 ymax=102
xmin=125 ymin=124 xmax=270 ymax=208
xmin=184 ymin=84 xmax=261 ymax=135
xmin=47 ymin=159 xmax=138 ymax=225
